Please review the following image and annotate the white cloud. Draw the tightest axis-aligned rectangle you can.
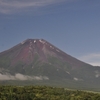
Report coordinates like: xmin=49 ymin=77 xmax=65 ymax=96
xmin=78 ymin=53 xmax=100 ymax=66
xmin=0 ymin=73 xmax=49 ymax=80
xmin=95 ymin=70 xmax=100 ymax=78
xmin=73 ymin=77 xmax=83 ymax=81
xmin=0 ymin=0 xmax=68 ymax=14
xmin=73 ymin=77 xmax=78 ymax=81
xmin=0 ymin=0 xmax=98 ymax=14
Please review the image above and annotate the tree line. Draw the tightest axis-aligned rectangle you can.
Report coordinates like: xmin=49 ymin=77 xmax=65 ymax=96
xmin=0 ymin=85 xmax=100 ymax=100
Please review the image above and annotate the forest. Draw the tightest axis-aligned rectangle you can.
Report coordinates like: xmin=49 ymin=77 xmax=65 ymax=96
xmin=0 ymin=85 xmax=100 ymax=100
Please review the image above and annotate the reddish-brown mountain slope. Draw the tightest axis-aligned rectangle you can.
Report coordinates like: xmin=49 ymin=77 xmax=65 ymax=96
xmin=0 ymin=39 xmax=88 ymax=68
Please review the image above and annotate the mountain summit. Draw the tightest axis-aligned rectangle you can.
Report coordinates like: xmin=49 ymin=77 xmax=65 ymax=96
xmin=0 ymin=39 xmax=100 ymax=90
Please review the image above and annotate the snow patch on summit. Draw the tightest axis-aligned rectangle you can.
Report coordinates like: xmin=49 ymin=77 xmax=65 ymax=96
xmin=34 ymin=40 xmax=36 ymax=43
xmin=56 ymin=49 xmax=60 ymax=52
xmin=21 ymin=40 xmax=26 ymax=44
xmin=50 ymin=46 xmax=54 ymax=49
xmin=39 ymin=39 xmax=45 ymax=44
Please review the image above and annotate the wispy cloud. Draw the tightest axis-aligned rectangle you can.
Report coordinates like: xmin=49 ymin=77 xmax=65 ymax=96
xmin=0 ymin=0 xmax=68 ymax=14
xmin=78 ymin=53 xmax=100 ymax=66
xmin=0 ymin=0 xmax=99 ymax=14
xmin=0 ymin=73 xmax=49 ymax=81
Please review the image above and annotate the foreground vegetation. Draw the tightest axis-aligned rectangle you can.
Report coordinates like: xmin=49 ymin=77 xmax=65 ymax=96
xmin=0 ymin=85 xmax=100 ymax=100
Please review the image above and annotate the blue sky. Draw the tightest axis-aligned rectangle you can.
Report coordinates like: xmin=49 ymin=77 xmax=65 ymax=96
xmin=0 ymin=0 xmax=100 ymax=66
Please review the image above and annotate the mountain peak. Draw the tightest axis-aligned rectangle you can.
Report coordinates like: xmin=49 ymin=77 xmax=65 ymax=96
xmin=0 ymin=38 xmax=87 ymax=68
xmin=20 ymin=39 xmax=46 ymax=44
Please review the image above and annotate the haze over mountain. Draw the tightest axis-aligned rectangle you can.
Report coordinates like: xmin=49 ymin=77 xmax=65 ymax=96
xmin=0 ymin=39 xmax=100 ymax=91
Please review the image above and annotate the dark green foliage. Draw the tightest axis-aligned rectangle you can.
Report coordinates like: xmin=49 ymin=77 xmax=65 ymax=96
xmin=0 ymin=85 xmax=100 ymax=100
